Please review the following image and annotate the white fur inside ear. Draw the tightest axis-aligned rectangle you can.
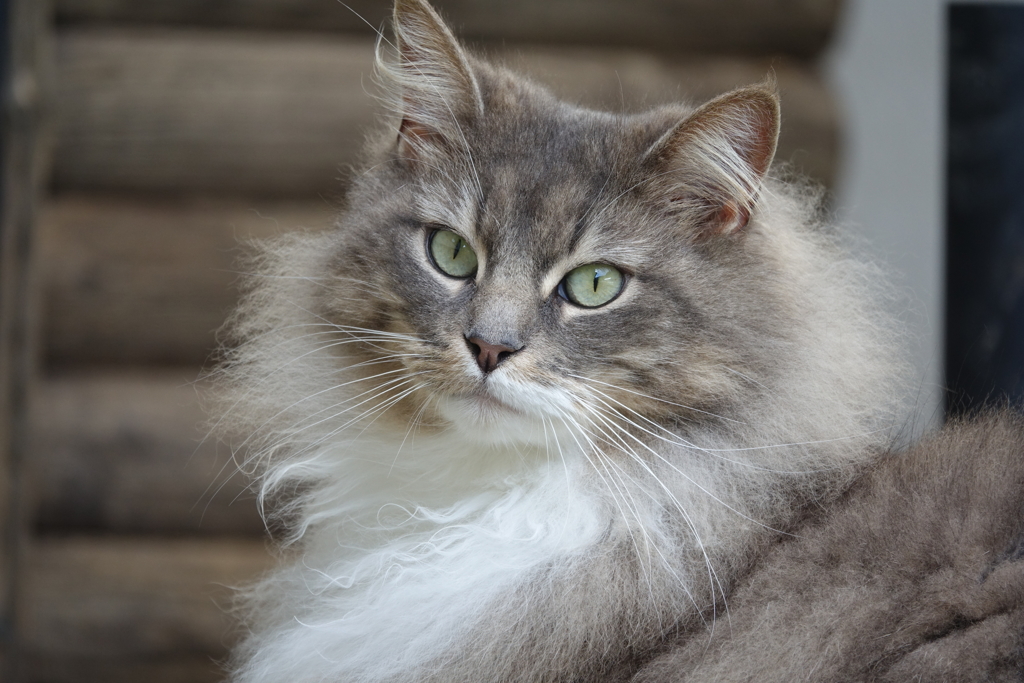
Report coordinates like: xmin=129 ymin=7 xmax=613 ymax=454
xmin=646 ymin=86 xmax=779 ymax=236
xmin=714 ymin=202 xmax=751 ymax=236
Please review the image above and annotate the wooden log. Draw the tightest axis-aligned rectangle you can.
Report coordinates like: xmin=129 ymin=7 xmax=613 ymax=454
xmin=29 ymin=372 xmax=268 ymax=536
xmin=52 ymin=29 xmax=379 ymax=198
xmin=19 ymin=536 xmax=273 ymax=683
xmin=51 ymin=29 xmax=838 ymax=197
xmin=26 ymin=657 xmax=239 ymax=683
xmin=53 ymin=0 xmax=843 ymax=59
xmin=39 ymin=194 xmax=335 ymax=366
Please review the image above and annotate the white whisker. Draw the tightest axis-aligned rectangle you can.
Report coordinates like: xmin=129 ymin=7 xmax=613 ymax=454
xmin=565 ymin=373 xmax=744 ymax=424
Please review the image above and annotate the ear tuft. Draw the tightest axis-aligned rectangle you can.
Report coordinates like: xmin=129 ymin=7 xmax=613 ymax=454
xmin=647 ymin=82 xmax=780 ymax=238
xmin=387 ymin=0 xmax=483 ymax=162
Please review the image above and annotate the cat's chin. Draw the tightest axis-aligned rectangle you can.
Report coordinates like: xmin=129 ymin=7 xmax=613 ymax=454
xmin=434 ymin=385 xmax=564 ymax=447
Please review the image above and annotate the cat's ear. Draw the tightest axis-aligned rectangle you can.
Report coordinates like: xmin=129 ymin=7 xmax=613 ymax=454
xmin=390 ymin=0 xmax=483 ymax=161
xmin=646 ymin=83 xmax=780 ymax=238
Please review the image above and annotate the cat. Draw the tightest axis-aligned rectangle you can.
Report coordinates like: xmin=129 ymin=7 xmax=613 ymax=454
xmin=217 ymin=0 xmax=911 ymax=680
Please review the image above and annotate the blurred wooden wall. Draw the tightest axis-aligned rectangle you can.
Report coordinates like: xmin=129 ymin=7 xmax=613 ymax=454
xmin=14 ymin=1 xmax=844 ymax=681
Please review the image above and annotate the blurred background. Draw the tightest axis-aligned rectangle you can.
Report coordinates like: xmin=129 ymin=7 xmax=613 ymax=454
xmin=0 ymin=0 xmax=1020 ymax=681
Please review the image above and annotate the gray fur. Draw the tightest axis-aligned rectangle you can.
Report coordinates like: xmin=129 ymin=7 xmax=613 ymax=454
xmin=633 ymin=410 xmax=1024 ymax=682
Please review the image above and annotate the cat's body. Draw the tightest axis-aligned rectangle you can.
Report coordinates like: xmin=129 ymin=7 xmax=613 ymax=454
xmin=635 ymin=410 xmax=1024 ymax=682
xmin=216 ymin=2 xmax=952 ymax=681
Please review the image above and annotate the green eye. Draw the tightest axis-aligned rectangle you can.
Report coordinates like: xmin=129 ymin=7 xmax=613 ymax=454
xmin=562 ymin=263 xmax=625 ymax=307
xmin=428 ymin=229 xmax=478 ymax=278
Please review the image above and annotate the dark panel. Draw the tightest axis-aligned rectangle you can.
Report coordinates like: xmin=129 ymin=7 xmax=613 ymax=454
xmin=946 ymin=4 xmax=1024 ymax=415
xmin=1 ymin=0 xmax=48 ymax=679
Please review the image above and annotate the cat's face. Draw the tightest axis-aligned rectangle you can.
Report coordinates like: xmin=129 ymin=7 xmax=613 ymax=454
xmin=315 ymin=0 xmax=782 ymax=446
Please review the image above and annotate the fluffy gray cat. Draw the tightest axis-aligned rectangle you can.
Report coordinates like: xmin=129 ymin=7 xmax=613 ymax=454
xmin=217 ymin=1 xmax=1022 ymax=681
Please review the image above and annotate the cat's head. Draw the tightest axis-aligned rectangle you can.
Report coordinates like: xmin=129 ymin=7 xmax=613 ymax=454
xmin=302 ymin=0 xmax=797 ymax=447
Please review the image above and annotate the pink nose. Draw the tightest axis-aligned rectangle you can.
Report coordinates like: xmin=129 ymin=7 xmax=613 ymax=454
xmin=466 ymin=336 xmax=521 ymax=374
